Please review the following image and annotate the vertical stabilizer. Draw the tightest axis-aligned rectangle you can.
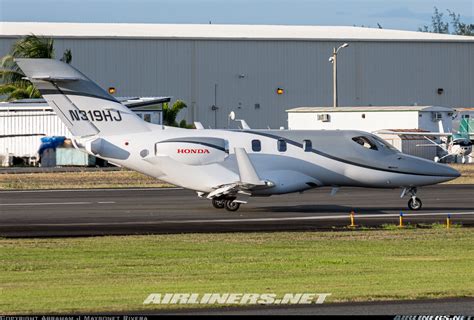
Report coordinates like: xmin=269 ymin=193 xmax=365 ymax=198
xmin=16 ymin=59 xmax=150 ymax=137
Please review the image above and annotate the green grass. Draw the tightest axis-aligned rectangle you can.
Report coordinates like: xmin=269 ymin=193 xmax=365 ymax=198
xmin=0 ymin=170 xmax=173 ymax=190
xmin=0 ymin=229 xmax=473 ymax=313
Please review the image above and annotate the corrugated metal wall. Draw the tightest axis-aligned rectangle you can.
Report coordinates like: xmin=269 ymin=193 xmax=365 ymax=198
xmin=1 ymin=37 xmax=473 ymax=129
xmin=0 ymin=108 xmax=71 ymax=157
xmin=401 ymin=139 xmax=438 ymax=161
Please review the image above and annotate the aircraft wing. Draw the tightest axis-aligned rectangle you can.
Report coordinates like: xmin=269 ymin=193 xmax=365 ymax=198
xmin=206 ymin=181 xmax=272 ymax=203
xmin=375 ymin=130 xmax=453 ymax=137
xmin=206 ymin=148 xmax=273 ymax=202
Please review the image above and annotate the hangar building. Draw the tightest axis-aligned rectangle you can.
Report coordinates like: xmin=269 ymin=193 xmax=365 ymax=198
xmin=1 ymin=22 xmax=474 ymax=129
xmin=287 ymin=105 xmax=454 ymax=132
xmin=0 ymin=98 xmax=167 ymax=165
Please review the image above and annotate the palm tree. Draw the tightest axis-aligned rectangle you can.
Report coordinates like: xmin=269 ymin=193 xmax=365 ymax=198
xmin=0 ymin=34 xmax=72 ymax=101
xmin=163 ymin=100 xmax=193 ymax=128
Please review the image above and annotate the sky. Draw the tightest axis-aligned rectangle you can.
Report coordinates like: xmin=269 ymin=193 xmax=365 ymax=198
xmin=0 ymin=0 xmax=473 ymax=32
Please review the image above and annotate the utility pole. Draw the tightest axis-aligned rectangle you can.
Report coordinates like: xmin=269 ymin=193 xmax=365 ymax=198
xmin=211 ymin=83 xmax=218 ymax=128
xmin=329 ymin=43 xmax=349 ymax=108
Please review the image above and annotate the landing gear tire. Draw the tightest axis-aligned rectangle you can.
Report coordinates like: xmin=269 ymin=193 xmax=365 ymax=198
xmin=408 ymin=197 xmax=422 ymax=211
xmin=225 ymin=200 xmax=240 ymax=212
xmin=212 ymin=199 xmax=225 ymax=209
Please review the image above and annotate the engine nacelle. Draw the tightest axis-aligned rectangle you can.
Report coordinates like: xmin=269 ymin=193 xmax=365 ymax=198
xmin=82 ymin=137 xmax=131 ymax=160
xmin=155 ymin=137 xmax=228 ymax=166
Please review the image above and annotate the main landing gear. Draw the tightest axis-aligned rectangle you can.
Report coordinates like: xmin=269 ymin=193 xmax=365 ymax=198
xmin=212 ymin=198 xmax=241 ymax=212
xmin=402 ymin=187 xmax=422 ymax=211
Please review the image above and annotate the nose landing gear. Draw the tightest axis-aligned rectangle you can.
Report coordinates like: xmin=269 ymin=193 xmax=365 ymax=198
xmin=402 ymin=187 xmax=422 ymax=211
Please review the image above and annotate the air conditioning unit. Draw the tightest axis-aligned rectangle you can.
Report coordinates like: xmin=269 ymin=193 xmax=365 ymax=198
xmin=317 ymin=114 xmax=330 ymax=122
xmin=432 ymin=112 xmax=443 ymax=121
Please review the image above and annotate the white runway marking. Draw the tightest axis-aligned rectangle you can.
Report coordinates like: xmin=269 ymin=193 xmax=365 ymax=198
xmin=0 ymin=187 xmax=183 ymax=193
xmin=0 ymin=201 xmax=117 ymax=206
xmin=0 ymin=201 xmax=92 ymax=206
xmin=3 ymin=211 xmax=473 ymax=227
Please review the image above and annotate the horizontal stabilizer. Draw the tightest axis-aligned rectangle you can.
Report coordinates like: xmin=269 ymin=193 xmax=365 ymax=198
xmin=27 ymin=76 xmax=80 ymax=82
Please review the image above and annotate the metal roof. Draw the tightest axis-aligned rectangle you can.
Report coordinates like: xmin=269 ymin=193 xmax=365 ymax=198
xmin=0 ymin=97 xmax=170 ymax=111
xmin=382 ymin=129 xmax=432 ymax=132
xmin=287 ymin=106 xmax=455 ymax=113
xmin=1 ymin=22 xmax=474 ymax=42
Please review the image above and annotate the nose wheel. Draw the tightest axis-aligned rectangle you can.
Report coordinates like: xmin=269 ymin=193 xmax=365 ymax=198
xmin=408 ymin=197 xmax=422 ymax=210
xmin=402 ymin=187 xmax=423 ymax=211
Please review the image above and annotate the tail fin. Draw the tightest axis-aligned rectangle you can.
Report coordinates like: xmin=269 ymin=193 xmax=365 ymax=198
xmin=459 ymin=117 xmax=473 ymax=135
xmin=16 ymin=59 xmax=150 ymax=137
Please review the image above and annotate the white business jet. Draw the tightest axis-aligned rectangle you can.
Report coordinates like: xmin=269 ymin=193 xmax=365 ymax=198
xmin=16 ymin=59 xmax=460 ymax=211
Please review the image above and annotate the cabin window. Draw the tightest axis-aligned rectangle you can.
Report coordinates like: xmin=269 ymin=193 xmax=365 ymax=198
xmin=277 ymin=139 xmax=287 ymax=152
xmin=251 ymin=139 xmax=261 ymax=152
xmin=303 ymin=139 xmax=312 ymax=152
xmin=352 ymin=136 xmax=378 ymax=150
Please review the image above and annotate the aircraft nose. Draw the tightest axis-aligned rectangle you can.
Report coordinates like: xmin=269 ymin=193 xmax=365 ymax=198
xmin=433 ymin=162 xmax=461 ymax=179
xmin=396 ymin=154 xmax=460 ymax=181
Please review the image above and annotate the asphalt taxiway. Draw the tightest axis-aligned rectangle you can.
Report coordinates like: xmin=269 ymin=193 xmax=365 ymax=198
xmin=162 ymin=297 xmax=474 ymax=315
xmin=0 ymin=184 xmax=473 ymax=237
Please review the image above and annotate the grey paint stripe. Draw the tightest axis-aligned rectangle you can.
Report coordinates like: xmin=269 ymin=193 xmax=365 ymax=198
xmin=241 ymin=130 xmax=457 ymax=178
xmin=157 ymin=140 xmax=227 ymax=152
xmin=0 ymin=201 xmax=91 ymax=206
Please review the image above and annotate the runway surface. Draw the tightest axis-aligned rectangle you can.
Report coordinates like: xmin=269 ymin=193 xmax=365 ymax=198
xmin=162 ymin=298 xmax=474 ymax=315
xmin=0 ymin=185 xmax=473 ymax=237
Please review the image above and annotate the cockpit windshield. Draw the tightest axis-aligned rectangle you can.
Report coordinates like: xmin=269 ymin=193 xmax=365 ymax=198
xmin=352 ymin=135 xmax=398 ymax=152
xmin=352 ymin=136 xmax=378 ymax=150
xmin=372 ymin=136 xmax=398 ymax=152
xmin=371 ymin=136 xmax=399 ymax=152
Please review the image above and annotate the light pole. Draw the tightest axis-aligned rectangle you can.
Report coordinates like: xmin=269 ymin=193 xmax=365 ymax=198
xmin=329 ymin=43 xmax=349 ymax=108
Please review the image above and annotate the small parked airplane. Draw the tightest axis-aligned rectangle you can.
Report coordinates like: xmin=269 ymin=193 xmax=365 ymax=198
xmin=16 ymin=59 xmax=460 ymax=211
xmin=377 ymin=123 xmax=473 ymax=164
